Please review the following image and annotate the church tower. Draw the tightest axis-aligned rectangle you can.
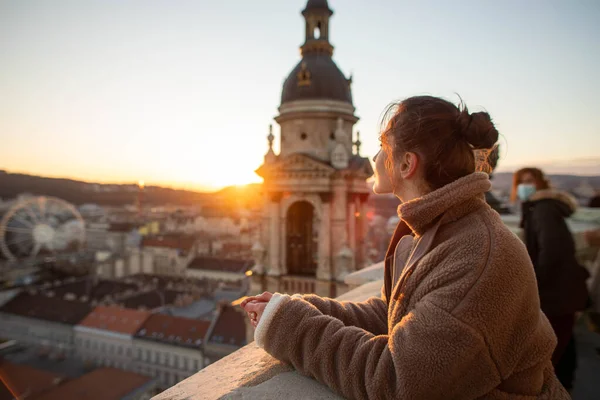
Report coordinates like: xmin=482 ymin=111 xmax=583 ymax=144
xmin=252 ymin=0 xmax=372 ymax=298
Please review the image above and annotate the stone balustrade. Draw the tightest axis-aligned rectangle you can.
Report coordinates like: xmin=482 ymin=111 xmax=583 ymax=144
xmin=153 ymin=212 xmax=600 ymax=400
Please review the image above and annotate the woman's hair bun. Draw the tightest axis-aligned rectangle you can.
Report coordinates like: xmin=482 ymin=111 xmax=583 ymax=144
xmin=457 ymin=109 xmax=499 ymax=150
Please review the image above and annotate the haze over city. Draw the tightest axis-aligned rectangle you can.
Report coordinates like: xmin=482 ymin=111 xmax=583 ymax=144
xmin=1 ymin=0 xmax=599 ymax=191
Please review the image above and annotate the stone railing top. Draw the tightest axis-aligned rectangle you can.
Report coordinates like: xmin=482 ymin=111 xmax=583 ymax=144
xmin=343 ymin=261 xmax=383 ymax=286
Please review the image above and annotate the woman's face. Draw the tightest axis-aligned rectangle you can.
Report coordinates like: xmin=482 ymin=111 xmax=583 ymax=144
xmin=373 ymin=145 xmax=394 ymax=194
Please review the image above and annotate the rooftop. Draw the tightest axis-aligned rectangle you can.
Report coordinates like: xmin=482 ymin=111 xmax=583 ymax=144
xmin=135 ymin=314 xmax=211 ymax=348
xmin=142 ymin=234 xmax=196 ymax=252
xmin=0 ymin=292 xmax=91 ymax=325
xmin=187 ymin=257 xmax=253 ymax=274
xmin=206 ymin=305 xmax=246 ymax=347
xmin=32 ymin=368 xmax=154 ymax=400
xmin=39 ymin=277 xmax=139 ymax=303
xmin=0 ymin=361 xmax=64 ymax=400
xmin=162 ymin=297 xmax=217 ymax=320
xmin=77 ymin=305 xmax=150 ymax=335
xmin=124 ymin=273 xmax=209 ymax=291
xmin=118 ymin=289 xmax=187 ymax=310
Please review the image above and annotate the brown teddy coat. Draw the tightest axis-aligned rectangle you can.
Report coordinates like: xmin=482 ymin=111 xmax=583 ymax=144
xmin=254 ymin=173 xmax=569 ymax=400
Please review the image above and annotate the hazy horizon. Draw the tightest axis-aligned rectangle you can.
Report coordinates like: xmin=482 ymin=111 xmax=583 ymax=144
xmin=1 ymin=0 xmax=599 ymax=191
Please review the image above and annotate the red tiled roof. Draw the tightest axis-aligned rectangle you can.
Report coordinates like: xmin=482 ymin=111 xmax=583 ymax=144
xmin=142 ymin=234 xmax=196 ymax=251
xmin=187 ymin=257 xmax=253 ymax=273
xmin=0 ymin=361 xmax=63 ymax=400
xmin=136 ymin=314 xmax=211 ymax=348
xmin=31 ymin=368 xmax=152 ymax=400
xmin=207 ymin=305 xmax=246 ymax=347
xmin=77 ymin=306 xmax=150 ymax=335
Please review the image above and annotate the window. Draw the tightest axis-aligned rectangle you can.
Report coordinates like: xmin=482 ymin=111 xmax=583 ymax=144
xmin=146 ymin=349 xmax=151 ymax=362
xmin=173 ymin=355 xmax=179 ymax=368
xmin=183 ymin=357 xmax=188 ymax=371
xmin=118 ymin=346 xmax=123 ymax=355
xmin=127 ymin=348 xmax=131 ymax=357
xmin=194 ymin=359 xmax=200 ymax=371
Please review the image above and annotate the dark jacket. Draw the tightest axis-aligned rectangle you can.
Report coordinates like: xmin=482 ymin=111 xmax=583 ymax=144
xmin=521 ymin=189 xmax=590 ymax=316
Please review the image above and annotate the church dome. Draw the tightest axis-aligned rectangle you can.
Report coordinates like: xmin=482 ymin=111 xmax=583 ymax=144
xmin=281 ymin=55 xmax=353 ymax=105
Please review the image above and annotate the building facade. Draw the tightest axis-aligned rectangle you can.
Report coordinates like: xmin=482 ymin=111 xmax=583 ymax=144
xmin=252 ymin=0 xmax=372 ymax=298
xmin=74 ymin=306 xmax=150 ymax=371
xmin=133 ymin=314 xmax=210 ymax=390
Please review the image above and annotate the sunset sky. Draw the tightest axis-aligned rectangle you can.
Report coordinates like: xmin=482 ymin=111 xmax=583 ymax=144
xmin=1 ymin=0 xmax=599 ymax=191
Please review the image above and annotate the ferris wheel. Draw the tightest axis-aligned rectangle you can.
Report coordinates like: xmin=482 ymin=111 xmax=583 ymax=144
xmin=0 ymin=196 xmax=86 ymax=262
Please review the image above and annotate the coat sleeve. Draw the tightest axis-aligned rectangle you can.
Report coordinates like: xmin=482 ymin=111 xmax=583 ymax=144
xmin=299 ymin=290 xmax=388 ymax=335
xmin=256 ymin=294 xmax=499 ymax=400
xmin=531 ymin=202 xmax=573 ymax=283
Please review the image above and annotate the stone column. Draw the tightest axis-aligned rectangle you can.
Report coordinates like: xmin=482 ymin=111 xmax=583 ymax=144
xmin=317 ymin=193 xmax=332 ymax=280
xmin=268 ymin=192 xmax=282 ymax=276
xmin=261 ymin=194 xmax=270 ymax=250
xmin=359 ymin=194 xmax=370 ymax=269
xmin=331 ymin=174 xmax=347 ymax=278
xmin=348 ymin=194 xmax=357 ymax=255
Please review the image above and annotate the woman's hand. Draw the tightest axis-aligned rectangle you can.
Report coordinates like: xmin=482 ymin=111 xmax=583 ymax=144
xmin=240 ymin=292 xmax=274 ymax=328
xmin=241 ymin=292 xmax=273 ymax=307
xmin=244 ymin=301 xmax=268 ymax=328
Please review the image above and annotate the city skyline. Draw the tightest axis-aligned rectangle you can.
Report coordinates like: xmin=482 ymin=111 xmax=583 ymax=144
xmin=1 ymin=0 xmax=599 ymax=191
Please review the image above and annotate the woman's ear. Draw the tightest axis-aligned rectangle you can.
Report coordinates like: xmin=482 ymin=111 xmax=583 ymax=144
xmin=398 ymin=151 xmax=419 ymax=179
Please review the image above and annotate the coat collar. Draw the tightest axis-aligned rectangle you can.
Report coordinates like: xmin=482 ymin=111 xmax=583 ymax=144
xmin=397 ymin=172 xmax=492 ymax=237
xmin=529 ymin=189 xmax=578 ymax=213
xmin=383 ymin=172 xmax=491 ymax=301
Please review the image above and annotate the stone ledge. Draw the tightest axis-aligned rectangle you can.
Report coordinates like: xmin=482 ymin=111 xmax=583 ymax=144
xmin=153 ymin=343 xmax=291 ymax=400
xmin=222 ymin=371 xmax=343 ymax=400
xmin=343 ymin=261 xmax=383 ymax=287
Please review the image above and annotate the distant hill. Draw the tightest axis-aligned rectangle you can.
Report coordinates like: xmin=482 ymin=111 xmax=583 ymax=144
xmin=0 ymin=172 xmax=221 ymax=206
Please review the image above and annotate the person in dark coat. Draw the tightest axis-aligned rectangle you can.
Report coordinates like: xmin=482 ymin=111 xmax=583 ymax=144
xmin=512 ymin=167 xmax=590 ymax=391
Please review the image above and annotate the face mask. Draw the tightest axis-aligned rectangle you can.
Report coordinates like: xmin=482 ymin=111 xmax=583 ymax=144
xmin=517 ymin=184 xmax=536 ymax=201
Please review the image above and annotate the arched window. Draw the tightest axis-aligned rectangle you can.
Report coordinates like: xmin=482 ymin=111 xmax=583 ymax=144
xmin=314 ymin=22 xmax=321 ymax=39
xmin=286 ymin=201 xmax=318 ymax=276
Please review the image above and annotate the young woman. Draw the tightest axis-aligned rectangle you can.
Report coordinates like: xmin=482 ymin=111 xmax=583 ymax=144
xmin=512 ymin=167 xmax=590 ymax=391
xmin=242 ymin=96 xmax=568 ymax=399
